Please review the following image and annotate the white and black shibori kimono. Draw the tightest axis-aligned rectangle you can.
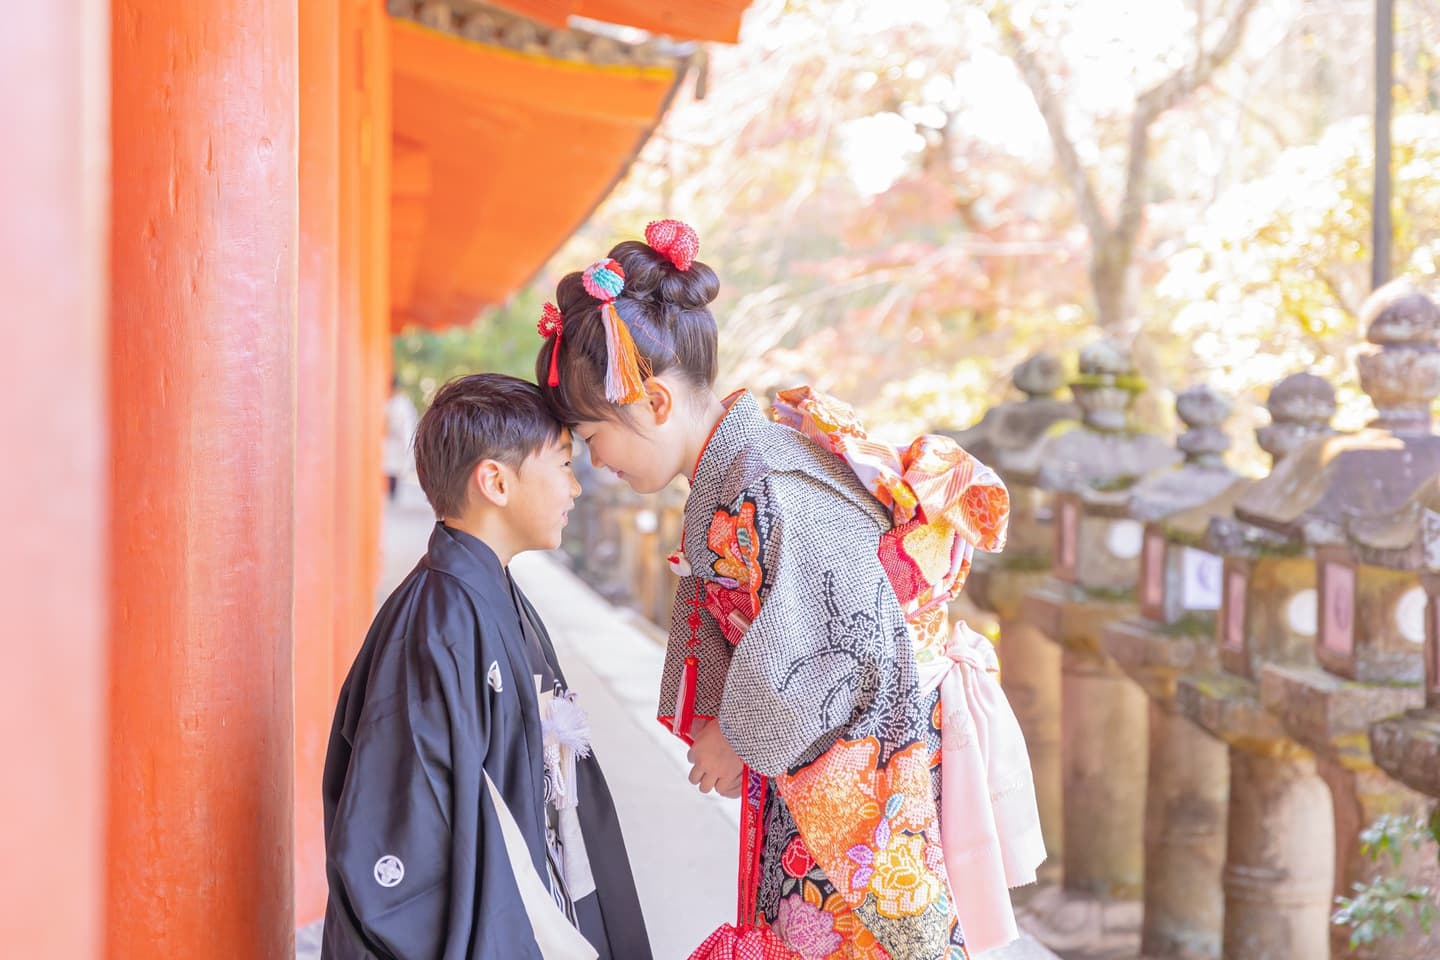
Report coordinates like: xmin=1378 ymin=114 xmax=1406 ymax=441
xmin=659 ymin=392 xmax=967 ymax=960
xmin=322 ymin=523 xmax=651 ymax=960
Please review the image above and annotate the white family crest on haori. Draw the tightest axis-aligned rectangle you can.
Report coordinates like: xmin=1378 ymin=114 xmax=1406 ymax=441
xmin=486 ymin=660 xmax=504 ymax=692
xmin=373 ymin=855 xmax=404 ymax=888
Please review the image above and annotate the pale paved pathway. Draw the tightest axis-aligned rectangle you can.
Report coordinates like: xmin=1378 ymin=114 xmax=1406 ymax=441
xmin=299 ymin=484 xmax=1059 ymax=960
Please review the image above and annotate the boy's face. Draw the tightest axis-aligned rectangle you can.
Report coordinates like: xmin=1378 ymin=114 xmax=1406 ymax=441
xmin=507 ymin=430 xmax=581 ymax=553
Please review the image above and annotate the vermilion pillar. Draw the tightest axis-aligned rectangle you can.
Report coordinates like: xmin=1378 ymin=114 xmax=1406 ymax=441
xmin=334 ymin=1 xmax=369 ymax=680
xmin=108 ymin=1 xmax=299 ymax=955
xmin=334 ymin=0 xmax=392 ymax=684
xmin=1 ymin=3 xmax=108 ymax=957
xmin=353 ymin=0 xmax=393 ymax=609
xmin=362 ymin=1 xmax=394 ymax=602
xmin=296 ymin=0 xmax=343 ymax=925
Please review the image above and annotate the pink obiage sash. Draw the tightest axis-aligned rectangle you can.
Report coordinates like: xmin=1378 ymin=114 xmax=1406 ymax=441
xmin=920 ymin=621 xmax=1047 ymax=955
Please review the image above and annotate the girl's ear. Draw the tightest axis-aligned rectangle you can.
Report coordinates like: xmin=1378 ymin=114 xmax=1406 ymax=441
xmin=644 ymin=376 xmax=676 ymax=427
xmin=472 ymin=459 xmax=510 ymax=507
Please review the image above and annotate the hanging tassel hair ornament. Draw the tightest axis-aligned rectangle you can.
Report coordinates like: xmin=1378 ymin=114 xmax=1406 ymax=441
xmin=537 ymin=301 xmax=565 ymax=388
xmin=582 ymin=257 xmax=649 ymax=405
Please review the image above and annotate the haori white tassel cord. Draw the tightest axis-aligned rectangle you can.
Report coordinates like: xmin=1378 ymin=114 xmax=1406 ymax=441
xmin=543 ymin=692 xmax=593 ymax=812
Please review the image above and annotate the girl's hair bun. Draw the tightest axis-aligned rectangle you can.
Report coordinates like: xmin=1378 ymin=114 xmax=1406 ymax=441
xmin=609 ymin=238 xmax=718 ymax=311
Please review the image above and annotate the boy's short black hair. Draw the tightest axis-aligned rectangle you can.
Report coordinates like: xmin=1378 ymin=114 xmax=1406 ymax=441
xmin=413 ymin=373 xmax=564 ymax=519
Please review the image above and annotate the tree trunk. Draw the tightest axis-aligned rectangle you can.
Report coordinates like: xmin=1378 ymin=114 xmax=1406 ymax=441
xmin=1090 ymin=234 xmax=1135 ymax=332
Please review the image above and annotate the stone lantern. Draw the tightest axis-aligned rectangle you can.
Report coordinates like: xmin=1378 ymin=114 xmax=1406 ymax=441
xmin=1020 ymin=340 xmax=1181 ymax=901
xmin=1172 ymin=376 xmax=1343 ymax=959
xmin=1251 ymin=283 xmax=1440 ymax=957
xmin=1097 ymin=383 xmax=1241 ymax=960
xmin=1178 ymin=280 xmax=1440 ymax=959
xmin=957 ymin=352 xmax=1079 ymax=880
xmin=1259 ymin=477 xmax=1440 ymax=958
xmin=1369 ymin=478 xmax=1440 ymax=797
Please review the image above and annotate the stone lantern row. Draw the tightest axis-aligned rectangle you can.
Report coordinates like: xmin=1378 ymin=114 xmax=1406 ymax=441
xmin=963 ymin=280 xmax=1440 ymax=960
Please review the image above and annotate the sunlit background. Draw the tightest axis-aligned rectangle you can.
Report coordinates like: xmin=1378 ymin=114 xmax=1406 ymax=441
xmin=396 ymin=0 xmax=1440 ymax=469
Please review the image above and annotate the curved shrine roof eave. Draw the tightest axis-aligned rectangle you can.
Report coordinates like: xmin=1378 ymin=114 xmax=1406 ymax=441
xmin=484 ymin=0 xmax=752 ymax=43
xmin=387 ymin=16 xmax=691 ymax=332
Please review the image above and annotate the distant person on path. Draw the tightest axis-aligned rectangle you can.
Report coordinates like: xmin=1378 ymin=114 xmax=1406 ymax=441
xmin=321 ymin=374 xmax=652 ymax=960
xmin=384 ymin=375 xmax=418 ymax=502
xmin=536 ymin=221 xmax=1041 ymax=959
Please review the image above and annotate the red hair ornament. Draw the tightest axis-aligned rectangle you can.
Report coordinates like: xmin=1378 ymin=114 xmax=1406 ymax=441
xmin=537 ymin=301 xmax=564 ymax=388
xmin=645 ymin=218 xmax=700 ymax=271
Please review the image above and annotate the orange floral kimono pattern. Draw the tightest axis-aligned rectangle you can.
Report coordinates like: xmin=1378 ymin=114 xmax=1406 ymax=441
xmin=659 ymin=392 xmax=983 ymax=960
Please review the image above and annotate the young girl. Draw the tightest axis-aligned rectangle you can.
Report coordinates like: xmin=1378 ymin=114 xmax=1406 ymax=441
xmin=537 ymin=222 xmax=1028 ymax=960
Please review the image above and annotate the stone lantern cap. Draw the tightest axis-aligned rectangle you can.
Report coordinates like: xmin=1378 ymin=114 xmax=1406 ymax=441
xmin=1355 ymin=279 xmax=1440 ymax=434
xmin=1162 ymin=478 xmax=1253 ymax=545
xmin=1032 ymin=340 xmax=1181 ymax=501
xmin=1128 ymin=384 xmax=1239 ymax=522
xmin=1166 ymin=373 xmax=1335 ymax=550
xmin=943 ymin=351 xmax=1079 ymax=482
xmin=1232 ymin=282 xmax=1440 ymax=549
xmin=1341 ymin=475 xmax=1440 ymax=570
xmin=1257 ymin=372 xmax=1337 ymax=463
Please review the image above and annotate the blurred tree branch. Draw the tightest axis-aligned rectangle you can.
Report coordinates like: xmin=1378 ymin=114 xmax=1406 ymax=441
xmin=987 ymin=0 xmax=1261 ymax=331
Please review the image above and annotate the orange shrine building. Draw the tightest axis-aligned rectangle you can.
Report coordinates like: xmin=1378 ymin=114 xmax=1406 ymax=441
xmin=3 ymin=1 xmax=749 ymax=955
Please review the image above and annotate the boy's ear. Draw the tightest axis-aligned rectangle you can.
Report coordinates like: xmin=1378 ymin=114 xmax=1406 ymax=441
xmin=645 ymin=376 xmax=675 ymax=427
xmin=472 ymin=459 xmax=510 ymax=508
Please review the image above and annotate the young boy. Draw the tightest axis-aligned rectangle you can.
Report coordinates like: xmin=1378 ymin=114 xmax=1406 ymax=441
xmin=321 ymin=373 xmax=651 ymax=960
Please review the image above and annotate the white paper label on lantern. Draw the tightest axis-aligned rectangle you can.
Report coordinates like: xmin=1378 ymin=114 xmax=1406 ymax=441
xmin=1106 ymin=520 xmax=1144 ymax=559
xmin=1286 ymin=588 xmax=1319 ymax=638
xmin=1180 ymin=548 xmax=1223 ymax=611
xmin=1395 ymin=586 xmax=1427 ymax=645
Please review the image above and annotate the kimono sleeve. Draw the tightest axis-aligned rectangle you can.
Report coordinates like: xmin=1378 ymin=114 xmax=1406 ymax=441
xmin=324 ymin=588 xmax=541 ymax=960
xmin=325 ymin=628 xmax=466 ymax=958
xmin=714 ymin=472 xmax=897 ymax=777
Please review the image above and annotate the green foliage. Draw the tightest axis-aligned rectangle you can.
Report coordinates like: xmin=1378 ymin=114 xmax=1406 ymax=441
xmin=392 ymin=288 xmax=549 ymax=407
xmin=1155 ymin=114 xmax=1440 ymax=468
xmin=1332 ymin=812 xmax=1440 ymax=950
xmin=1158 ymin=612 xmax=1214 ymax=638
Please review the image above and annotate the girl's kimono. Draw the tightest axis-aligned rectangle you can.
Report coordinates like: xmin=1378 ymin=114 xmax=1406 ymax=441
xmin=659 ymin=392 xmax=966 ymax=960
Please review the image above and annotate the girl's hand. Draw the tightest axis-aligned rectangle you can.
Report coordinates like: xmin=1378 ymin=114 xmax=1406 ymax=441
xmin=686 ymin=717 xmax=746 ymax=796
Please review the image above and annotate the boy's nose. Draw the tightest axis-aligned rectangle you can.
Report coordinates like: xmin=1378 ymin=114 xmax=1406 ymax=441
xmin=570 ymin=475 xmax=582 ymax=497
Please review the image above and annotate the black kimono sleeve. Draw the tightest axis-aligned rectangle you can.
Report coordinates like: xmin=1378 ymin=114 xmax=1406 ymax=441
xmin=322 ymin=578 xmax=544 ymax=960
